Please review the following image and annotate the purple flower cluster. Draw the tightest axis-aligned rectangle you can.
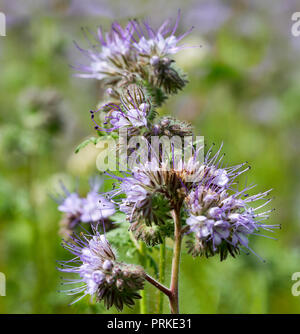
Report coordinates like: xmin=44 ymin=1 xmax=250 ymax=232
xmin=73 ymin=11 xmax=192 ymax=91
xmin=73 ymin=22 xmax=134 ymax=82
xmin=91 ymin=101 xmax=150 ymax=133
xmin=130 ymin=10 xmax=194 ymax=61
xmin=90 ymin=84 xmax=153 ymax=137
xmin=110 ymin=145 xmax=278 ymax=259
xmin=56 ymin=177 xmax=115 ymax=236
xmin=58 ymin=228 xmax=145 ymax=310
xmin=114 ymin=152 xmax=231 ymax=226
xmin=185 ymin=187 xmax=278 ymax=260
xmin=184 ymin=147 xmax=279 ymax=260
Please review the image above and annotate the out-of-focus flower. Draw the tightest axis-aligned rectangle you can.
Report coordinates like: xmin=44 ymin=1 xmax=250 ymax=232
xmin=184 ymin=0 xmax=232 ymax=34
xmin=58 ymin=192 xmax=83 ymax=216
xmin=56 ymin=183 xmax=83 ymax=237
xmin=55 ymin=177 xmax=115 ymax=238
xmin=58 ymin=229 xmax=145 ymax=310
xmin=81 ymin=177 xmax=115 ymax=222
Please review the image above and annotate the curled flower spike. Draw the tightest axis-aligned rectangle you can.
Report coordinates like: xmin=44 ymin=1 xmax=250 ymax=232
xmin=58 ymin=228 xmax=145 ymax=310
xmin=184 ymin=146 xmax=280 ymax=261
xmin=91 ymin=86 xmax=152 ymax=135
xmin=73 ymin=23 xmax=135 ymax=85
xmin=73 ymin=12 xmax=193 ymax=94
xmin=185 ymin=187 xmax=279 ymax=261
xmin=130 ymin=10 xmax=192 ymax=93
xmin=108 ymin=148 xmax=206 ymax=244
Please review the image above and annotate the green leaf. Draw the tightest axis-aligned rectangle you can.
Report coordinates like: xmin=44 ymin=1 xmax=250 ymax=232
xmin=74 ymin=135 xmax=109 ymax=154
xmin=105 ymin=221 xmax=138 ymax=259
xmin=110 ymin=212 xmax=127 ymax=223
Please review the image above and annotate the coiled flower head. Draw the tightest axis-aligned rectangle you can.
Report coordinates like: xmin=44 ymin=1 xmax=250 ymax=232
xmin=58 ymin=229 xmax=145 ymax=310
xmin=73 ymin=22 xmax=135 ymax=86
xmin=91 ymin=84 xmax=153 ymax=136
xmin=110 ymin=152 xmax=205 ymax=245
xmin=73 ymin=12 xmax=193 ymax=94
xmin=184 ymin=147 xmax=280 ymax=260
xmin=131 ymin=10 xmax=193 ymax=63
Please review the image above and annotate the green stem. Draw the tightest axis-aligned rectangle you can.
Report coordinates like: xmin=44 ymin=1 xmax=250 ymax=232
xmin=139 ymin=241 xmax=147 ymax=314
xmin=158 ymin=238 xmax=166 ymax=313
xmin=169 ymin=209 xmax=182 ymax=314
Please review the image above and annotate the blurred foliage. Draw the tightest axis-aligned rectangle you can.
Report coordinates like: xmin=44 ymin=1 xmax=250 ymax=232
xmin=1 ymin=0 xmax=300 ymax=314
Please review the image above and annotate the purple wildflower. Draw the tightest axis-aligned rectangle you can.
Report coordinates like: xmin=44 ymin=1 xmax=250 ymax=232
xmin=58 ymin=192 xmax=83 ymax=216
xmin=91 ymin=85 xmax=151 ymax=134
xmin=73 ymin=22 xmax=135 ymax=83
xmin=131 ymin=10 xmax=194 ymax=62
xmin=81 ymin=178 xmax=115 ymax=222
xmin=55 ymin=178 xmax=115 ymax=237
xmin=58 ymin=228 xmax=145 ymax=310
xmin=91 ymin=103 xmax=149 ymax=132
xmin=73 ymin=12 xmax=192 ymax=93
xmin=56 ymin=182 xmax=83 ymax=235
xmin=109 ymin=152 xmax=209 ymax=244
xmin=184 ymin=146 xmax=280 ymax=260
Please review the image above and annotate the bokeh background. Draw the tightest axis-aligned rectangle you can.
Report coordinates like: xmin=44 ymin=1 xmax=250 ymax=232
xmin=1 ymin=0 xmax=300 ymax=314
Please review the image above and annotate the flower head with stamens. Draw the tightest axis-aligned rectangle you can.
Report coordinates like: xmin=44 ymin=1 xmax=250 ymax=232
xmin=184 ymin=148 xmax=280 ymax=261
xmin=91 ymin=85 xmax=152 ymax=135
xmin=73 ymin=22 xmax=135 ymax=85
xmin=58 ymin=228 xmax=145 ymax=310
xmin=108 ymin=145 xmax=227 ymax=244
xmin=130 ymin=10 xmax=192 ymax=93
xmin=73 ymin=12 xmax=193 ymax=94
xmin=131 ymin=10 xmax=194 ymax=62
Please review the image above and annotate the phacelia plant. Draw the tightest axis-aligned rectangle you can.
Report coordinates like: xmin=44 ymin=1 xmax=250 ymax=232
xmin=57 ymin=11 xmax=279 ymax=314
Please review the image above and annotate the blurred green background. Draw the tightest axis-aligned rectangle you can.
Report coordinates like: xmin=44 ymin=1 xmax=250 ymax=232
xmin=0 ymin=0 xmax=300 ymax=314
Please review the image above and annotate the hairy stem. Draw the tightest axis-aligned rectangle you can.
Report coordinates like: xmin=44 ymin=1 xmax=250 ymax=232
xmin=145 ymin=274 xmax=171 ymax=298
xmin=169 ymin=208 xmax=182 ymax=314
xmin=157 ymin=238 xmax=166 ymax=313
